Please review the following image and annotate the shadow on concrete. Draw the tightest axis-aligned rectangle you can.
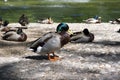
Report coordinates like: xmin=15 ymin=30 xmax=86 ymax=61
xmin=24 ymin=55 xmax=48 ymax=60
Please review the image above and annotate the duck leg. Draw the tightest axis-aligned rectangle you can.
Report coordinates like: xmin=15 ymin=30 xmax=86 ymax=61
xmin=52 ymin=52 xmax=60 ymax=60
xmin=48 ymin=52 xmax=60 ymax=61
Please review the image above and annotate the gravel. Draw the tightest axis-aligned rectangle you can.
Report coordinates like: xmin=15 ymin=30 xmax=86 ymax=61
xmin=0 ymin=23 xmax=120 ymax=80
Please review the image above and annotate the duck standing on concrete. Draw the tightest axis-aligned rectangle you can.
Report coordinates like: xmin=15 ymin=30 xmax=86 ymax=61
xmin=2 ymin=27 xmax=27 ymax=42
xmin=70 ymin=28 xmax=94 ymax=43
xmin=29 ymin=23 xmax=70 ymax=61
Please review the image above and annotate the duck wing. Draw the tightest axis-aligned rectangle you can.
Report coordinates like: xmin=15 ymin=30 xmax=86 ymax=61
xmin=70 ymin=32 xmax=94 ymax=43
xmin=2 ymin=31 xmax=15 ymax=40
xmin=30 ymin=32 xmax=57 ymax=51
xmin=70 ymin=32 xmax=92 ymax=43
xmin=70 ymin=32 xmax=83 ymax=41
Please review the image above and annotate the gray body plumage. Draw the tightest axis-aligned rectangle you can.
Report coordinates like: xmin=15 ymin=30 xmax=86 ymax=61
xmin=70 ymin=28 xmax=94 ymax=43
xmin=70 ymin=32 xmax=90 ymax=43
xmin=31 ymin=32 xmax=61 ymax=54
xmin=3 ymin=31 xmax=21 ymax=41
xmin=2 ymin=28 xmax=27 ymax=41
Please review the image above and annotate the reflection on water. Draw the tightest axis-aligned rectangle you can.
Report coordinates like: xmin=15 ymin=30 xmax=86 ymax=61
xmin=47 ymin=0 xmax=90 ymax=2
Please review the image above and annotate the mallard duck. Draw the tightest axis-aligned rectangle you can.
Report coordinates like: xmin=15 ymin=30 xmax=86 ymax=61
xmin=83 ymin=16 xmax=101 ymax=24
xmin=29 ymin=23 xmax=70 ymax=61
xmin=70 ymin=28 xmax=94 ymax=43
xmin=2 ymin=27 xmax=27 ymax=42
xmin=38 ymin=17 xmax=53 ymax=24
xmin=18 ymin=14 xmax=29 ymax=26
xmin=109 ymin=18 xmax=120 ymax=24
xmin=0 ymin=20 xmax=11 ymax=32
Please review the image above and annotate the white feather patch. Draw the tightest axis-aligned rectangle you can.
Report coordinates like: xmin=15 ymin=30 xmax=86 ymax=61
xmin=36 ymin=46 xmax=42 ymax=53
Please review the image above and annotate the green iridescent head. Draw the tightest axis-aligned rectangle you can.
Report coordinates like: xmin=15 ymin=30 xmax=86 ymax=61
xmin=56 ymin=23 xmax=69 ymax=32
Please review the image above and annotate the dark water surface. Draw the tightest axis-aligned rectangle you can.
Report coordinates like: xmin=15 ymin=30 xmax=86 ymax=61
xmin=0 ymin=0 xmax=119 ymax=22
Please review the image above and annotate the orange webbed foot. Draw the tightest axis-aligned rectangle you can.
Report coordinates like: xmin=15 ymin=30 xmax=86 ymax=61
xmin=49 ymin=56 xmax=60 ymax=61
xmin=48 ymin=53 xmax=61 ymax=61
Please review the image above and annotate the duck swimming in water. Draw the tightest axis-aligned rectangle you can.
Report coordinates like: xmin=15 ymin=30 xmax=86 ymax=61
xmin=2 ymin=27 xmax=27 ymax=42
xmin=70 ymin=28 xmax=94 ymax=43
xmin=29 ymin=23 xmax=70 ymax=61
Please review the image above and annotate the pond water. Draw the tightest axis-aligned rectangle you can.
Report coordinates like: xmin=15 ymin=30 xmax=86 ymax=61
xmin=46 ymin=0 xmax=90 ymax=2
xmin=0 ymin=0 xmax=119 ymax=22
